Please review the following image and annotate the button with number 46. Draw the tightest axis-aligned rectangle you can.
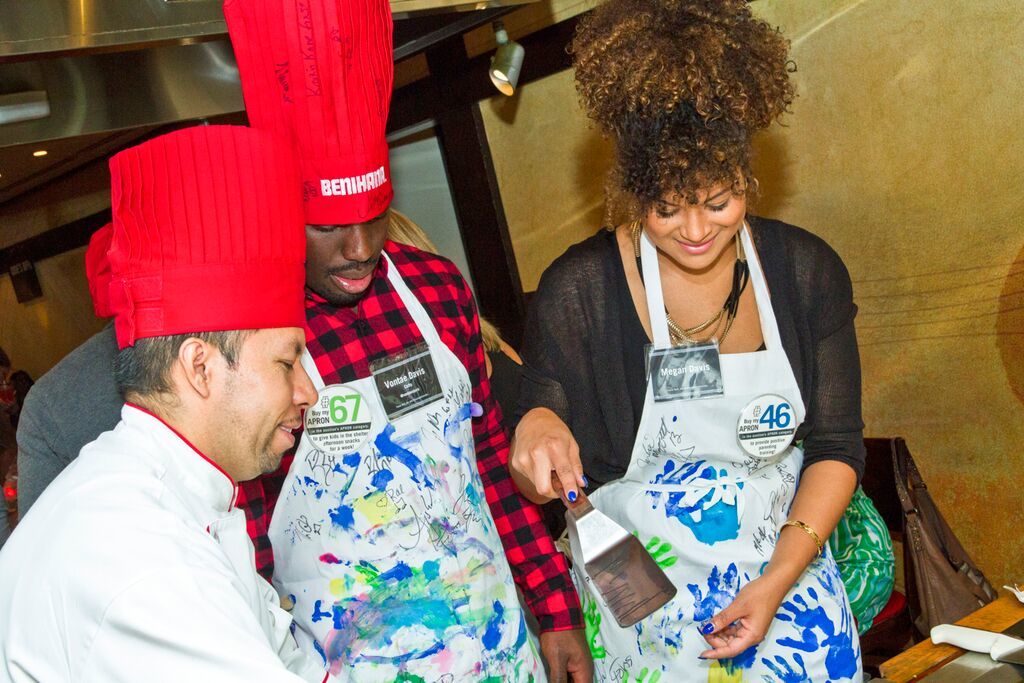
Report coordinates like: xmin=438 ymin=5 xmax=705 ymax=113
xmin=736 ymin=394 xmax=798 ymax=459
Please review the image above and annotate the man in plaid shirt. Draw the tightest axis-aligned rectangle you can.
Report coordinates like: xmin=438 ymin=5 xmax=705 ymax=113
xmin=223 ymin=0 xmax=589 ymax=679
xmin=261 ymin=210 xmax=591 ymax=680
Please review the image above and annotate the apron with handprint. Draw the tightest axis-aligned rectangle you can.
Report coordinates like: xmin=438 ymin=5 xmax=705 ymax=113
xmin=269 ymin=254 xmax=543 ymax=683
xmin=575 ymin=225 xmax=862 ymax=682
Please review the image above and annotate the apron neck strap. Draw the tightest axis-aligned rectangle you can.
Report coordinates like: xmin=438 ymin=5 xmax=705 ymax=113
xmin=300 ymin=348 xmax=327 ymax=391
xmin=639 ymin=229 xmax=673 ymax=349
xmin=380 ymin=252 xmax=446 ymax=351
xmin=738 ymin=223 xmax=785 ymax=352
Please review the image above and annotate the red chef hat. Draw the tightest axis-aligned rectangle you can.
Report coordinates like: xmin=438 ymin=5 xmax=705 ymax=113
xmin=107 ymin=125 xmax=306 ymax=349
xmin=224 ymin=0 xmax=394 ymax=225
xmin=85 ymin=222 xmax=114 ymax=318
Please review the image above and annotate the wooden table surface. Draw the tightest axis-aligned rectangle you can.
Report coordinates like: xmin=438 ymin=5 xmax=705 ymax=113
xmin=880 ymin=594 xmax=1024 ymax=682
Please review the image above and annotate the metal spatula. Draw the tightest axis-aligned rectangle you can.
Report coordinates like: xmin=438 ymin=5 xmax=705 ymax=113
xmin=565 ymin=491 xmax=677 ymax=627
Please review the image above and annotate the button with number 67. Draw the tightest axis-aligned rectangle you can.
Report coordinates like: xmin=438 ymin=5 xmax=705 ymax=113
xmin=736 ymin=394 xmax=798 ymax=459
xmin=304 ymin=385 xmax=373 ymax=455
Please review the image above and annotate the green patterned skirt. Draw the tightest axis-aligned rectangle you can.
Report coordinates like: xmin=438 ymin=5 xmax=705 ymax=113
xmin=830 ymin=485 xmax=896 ymax=634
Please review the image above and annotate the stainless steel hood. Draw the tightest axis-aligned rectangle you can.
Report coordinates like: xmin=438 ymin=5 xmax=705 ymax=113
xmin=0 ymin=0 xmax=536 ymax=205
xmin=0 ymin=0 xmax=536 ymax=61
xmin=0 ymin=41 xmax=243 ymax=148
xmin=0 ymin=0 xmax=539 ymax=148
xmin=0 ymin=1 xmax=227 ymax=61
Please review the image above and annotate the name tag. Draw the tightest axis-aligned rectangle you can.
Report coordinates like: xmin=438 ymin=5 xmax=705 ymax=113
xmin=647 ymin=341 xmax=724 ymax=402
xmin=370 ymin=342 xmax=444 ymax=421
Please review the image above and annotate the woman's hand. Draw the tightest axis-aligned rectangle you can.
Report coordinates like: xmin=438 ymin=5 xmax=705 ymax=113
xmin=510 ymin=407 xmax=586 ymax=504
xmin=698 ymin=574 xmax=790 ymax=659
xmin=698 ymin=461 xmax=857 ymax=660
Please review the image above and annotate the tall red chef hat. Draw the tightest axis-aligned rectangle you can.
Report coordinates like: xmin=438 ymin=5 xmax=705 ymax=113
xmin=85 ymin=222 xmax=114 ymax=318
xmin=107 ymin=125 xmax=306 ymax=349
xmin=224 ymin=0 xmax=394 ymax=225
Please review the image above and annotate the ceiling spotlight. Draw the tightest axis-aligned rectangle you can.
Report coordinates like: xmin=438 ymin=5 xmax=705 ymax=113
xmin=32 ymin=150 xmax=47 ymax=157
xmin=490 ymin=21 xmax=524 ymax=97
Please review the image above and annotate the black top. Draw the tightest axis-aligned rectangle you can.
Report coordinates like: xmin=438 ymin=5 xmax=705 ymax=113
xmin=616 ymin=254 xmax=649 ymax=434
xmin=486 ymin=349 xmax=523 ymax=437
xmin=516 ymin=216 xmax=866 ymax=494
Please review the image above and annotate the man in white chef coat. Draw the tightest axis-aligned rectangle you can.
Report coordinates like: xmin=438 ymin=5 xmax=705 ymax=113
xmin=0 ymin=125 xmax=326 ymax=683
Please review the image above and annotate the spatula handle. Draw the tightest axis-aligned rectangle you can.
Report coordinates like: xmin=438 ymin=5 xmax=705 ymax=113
xmin=563 ymin=489 xmax=594 ymax=519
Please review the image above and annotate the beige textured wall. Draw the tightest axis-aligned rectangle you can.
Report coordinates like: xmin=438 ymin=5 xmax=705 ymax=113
xmin=481 ymin=70 xmax=613 ymax=291
xmin=0 ymin=248 xmax=105 ymax=380
xmin=752 ymin=0 xmax=1024 ymax=590
xmin=483 ymin=0 xmax=1024 ymax=587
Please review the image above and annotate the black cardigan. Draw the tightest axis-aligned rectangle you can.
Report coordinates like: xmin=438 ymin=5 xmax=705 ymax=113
xmin=516 ymin=216 xmax=866 ymax=492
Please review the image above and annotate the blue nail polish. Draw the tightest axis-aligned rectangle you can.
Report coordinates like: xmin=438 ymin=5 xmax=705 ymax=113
xmin=700 ymin=622 xmax=715 ymax=635
xmin=581 ymin=475 xmax=589 ymax=487
xmin=567 ymin=490 xmax=578 ymax=503
xmin=469 ymin=402 xmax=484 ymax=417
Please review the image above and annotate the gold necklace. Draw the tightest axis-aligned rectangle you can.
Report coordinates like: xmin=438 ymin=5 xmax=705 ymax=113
xmin=630 ymin=219 xmax=747 ymax=346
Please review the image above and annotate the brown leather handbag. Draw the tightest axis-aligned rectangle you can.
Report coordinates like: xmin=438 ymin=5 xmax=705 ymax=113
xmin=891 ymin=438 xmax=997 ymax=633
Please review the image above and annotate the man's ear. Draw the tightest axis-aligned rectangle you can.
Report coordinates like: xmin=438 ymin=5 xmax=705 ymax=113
xmin=176 ymin=337 xmax=219 ymax=399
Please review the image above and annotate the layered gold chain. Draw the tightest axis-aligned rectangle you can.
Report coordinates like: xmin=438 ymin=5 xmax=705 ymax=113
xmin=630 ymin=220 xmax=746 ymax=346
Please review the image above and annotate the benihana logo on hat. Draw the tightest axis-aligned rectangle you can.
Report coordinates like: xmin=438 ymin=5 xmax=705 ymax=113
xmin=320 ymin=166 xmax=387 ymax=197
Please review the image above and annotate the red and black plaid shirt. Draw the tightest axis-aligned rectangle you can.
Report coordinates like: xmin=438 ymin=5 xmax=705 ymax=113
xmin=234 ymin=481 xmax=272 ymax=573
xmin=240 ymin=240 xmax=581 ymax=633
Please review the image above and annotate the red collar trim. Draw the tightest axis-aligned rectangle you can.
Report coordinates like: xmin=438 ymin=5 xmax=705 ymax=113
xmin=125 ymin=402 xmax=238 ymax=503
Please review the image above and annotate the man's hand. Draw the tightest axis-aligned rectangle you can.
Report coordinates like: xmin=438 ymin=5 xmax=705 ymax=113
xmin=510 ymin=407 xmax=586 ymax=504
xmin=539 ymin=628 xmax=593 ymax=683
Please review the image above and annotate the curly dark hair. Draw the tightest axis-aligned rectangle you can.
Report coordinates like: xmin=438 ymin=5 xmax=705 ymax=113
xmin=571 ymin=0 xmax=795 ymax=208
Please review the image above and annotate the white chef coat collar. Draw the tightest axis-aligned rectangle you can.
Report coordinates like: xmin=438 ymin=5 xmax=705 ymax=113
xmin=122 ymin=403 xmax=238 ymax=513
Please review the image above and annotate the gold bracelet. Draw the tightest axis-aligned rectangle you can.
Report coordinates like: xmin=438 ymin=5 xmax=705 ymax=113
xmin=781 ymin=520 xmax=824 ymax=556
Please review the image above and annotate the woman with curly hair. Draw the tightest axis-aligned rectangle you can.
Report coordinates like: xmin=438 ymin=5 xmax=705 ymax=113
xmin=510 ymin=0 xmax=864 ymax=679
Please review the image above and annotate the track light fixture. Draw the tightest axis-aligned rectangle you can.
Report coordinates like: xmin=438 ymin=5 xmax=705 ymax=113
xmin=490 ymin=21 xmax=524 ymax=96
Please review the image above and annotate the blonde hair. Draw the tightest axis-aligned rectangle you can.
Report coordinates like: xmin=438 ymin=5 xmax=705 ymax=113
xmin=387 ymin=209 xmax=504 ymax=353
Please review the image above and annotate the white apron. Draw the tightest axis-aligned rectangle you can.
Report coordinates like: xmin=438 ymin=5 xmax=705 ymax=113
xmin=576 ymin=226 xmax=862 ymax=682
xmin=269 ymin=255 xmax=543 ymax=682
